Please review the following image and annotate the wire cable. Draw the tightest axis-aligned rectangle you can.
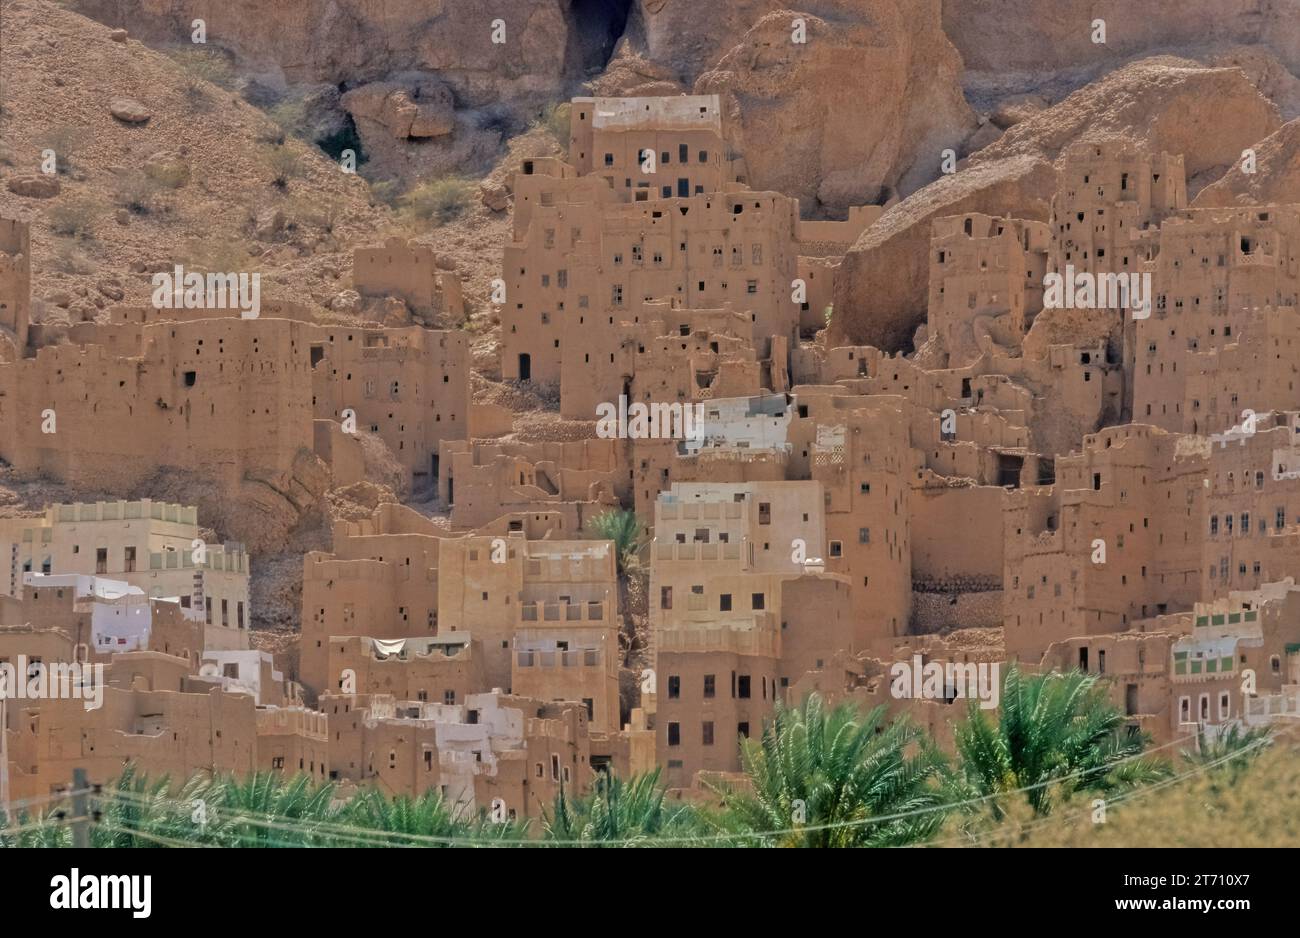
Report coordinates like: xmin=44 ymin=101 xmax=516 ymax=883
xmin=87 ymin=731 xmax=1205 ymax=847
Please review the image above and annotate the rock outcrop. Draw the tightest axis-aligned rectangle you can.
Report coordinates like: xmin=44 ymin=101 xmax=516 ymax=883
xmin=72 ymin=0 xmax=575 ymax=97
xmin=942 ymin=0 xmax=1300 ymax=76
xmin=1192 ymin=118 xmax=1300 ymax=207
xmin=832 ymin=58 xmax=1282 ymax=351
xmin=830 ymin=156 xmax=1057 ymax=351
xmin=968 ymin=59 xmax=1282 ymax=188
xmin=695 ymin=2 xmax=976 ymax=214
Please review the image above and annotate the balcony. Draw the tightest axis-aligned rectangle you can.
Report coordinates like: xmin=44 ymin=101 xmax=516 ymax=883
xmin=1244 ymin=687 xmax=1300 ymax=724
xmin=519 ymin=600 xmax=606 ymax=624
xmin=515 ymin=649 xmax=602 ymax=668
xmin=656 ymin=618 xmax=780 ymax=657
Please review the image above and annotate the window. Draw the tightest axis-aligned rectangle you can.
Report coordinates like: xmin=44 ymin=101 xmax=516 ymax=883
xmin=859 ymin=528 xmax=870 ymax=544
xmin=738 ymin=675 xmax=751 ymax=699
xmin=720 ymin=593 xmax=732 ymax=612
xmin=751 ymin=593 xmax=765 ymax=610
xmin=660 ymin=586 xmax=672 ymax=609
xmin=829 ymin=541 xmax=842 ymax=558
xmin=758 ymin=503 xmax=771 ymax=525
xmin=738 ymin=722 xmax=750 ymax=739
xmin=702 ymin=722 xmax=714 ymax=746
xmin=124 ymin=546 xmax=136 ymax=573
xmin=667 ymin=675 xmax=680 ymax=700
xmin=95 ymin=547 xmax=108 ymax=575
xmin=703 ymin=674 xmax=715 ymax=698
xmin=667 ymin=722 xmax=680 ymax=746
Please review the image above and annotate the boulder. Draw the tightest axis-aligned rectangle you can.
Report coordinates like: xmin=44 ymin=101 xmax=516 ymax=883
xmin=6 ymin=174 xmax=60 ymax=198
xmin=109 ymin=97 xmax=151 ymax=123
xmin=990 ymin=94 xmax=1049 ymax=129
xmin=479 ymin=179 xmax=509 ymax=212
xmin=696 ymin=3 xmax=976 ymax=212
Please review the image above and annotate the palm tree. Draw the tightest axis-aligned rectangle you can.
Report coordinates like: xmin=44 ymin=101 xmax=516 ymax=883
xmin=93 ymin=764 xmax=213 ymax=848
xmin=542 ymin=768 xmax=700 ymax=846
xmin=213 ymin=772 xmax=342 ymax=847
xmin=705 ymin=694 xmax=950 ymax=848
xmin=1183 ymin=723 xmax=1271 ymax=785
xmin=954 ymin=663 xmax=1168 ymax=818
xmin=341 ymin=786 xmax=532 ymax=846
xmin=589 ymin=508 xmax=645 ymax=576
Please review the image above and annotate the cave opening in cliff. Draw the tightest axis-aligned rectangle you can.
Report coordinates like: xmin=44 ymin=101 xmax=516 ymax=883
xmin=316 ymin=112 xmax=367 ymax=168
xmin=570 ymin=0 xmax=632 ymax=74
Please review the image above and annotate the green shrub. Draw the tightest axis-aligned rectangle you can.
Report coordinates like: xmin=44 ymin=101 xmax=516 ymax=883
xmin=536 ymin=102 xmax=571 ymax=155
xmin=46 ymin=195 xmax=102 ymax=238
xmin=399 ymin=176 xmax=474 ymax=226
xmin=267 ymin=96 xmax=314 ymax=141
xmin=37 ymin=125 xmax=90 ymax=176
xmin=263 ymin=145 xmax=304 ymax=189
xmin=167 ymin=47 xmax=238 ymax=90
xmin=114 ymin=171 xmax=164 ymax=215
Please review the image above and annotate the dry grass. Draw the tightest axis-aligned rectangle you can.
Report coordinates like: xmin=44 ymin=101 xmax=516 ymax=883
xmin=46 ymin=194 xmax=104 ymax=238
xmin=945 ymin=737 xmax=1300 ymax=848
xmin=398 ymin=175 xmax=475 ymax=226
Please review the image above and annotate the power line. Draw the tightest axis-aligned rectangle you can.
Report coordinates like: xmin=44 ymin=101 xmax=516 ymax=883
xmin=924 ymin=735 xmax=1273 ymax=848
xmin=88 ymin=732 xmax=1204 ymax=847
